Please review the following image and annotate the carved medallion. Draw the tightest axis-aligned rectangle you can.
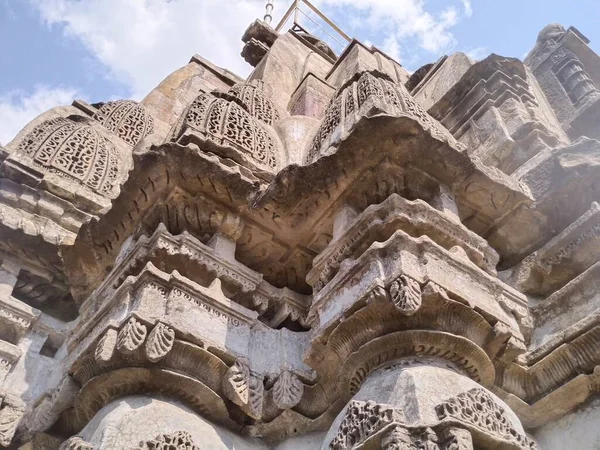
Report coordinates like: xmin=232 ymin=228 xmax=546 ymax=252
xmin=145 ymin=322 xmax=175 ymax=363
xmin=272 ymin=369 xmax=304 ymax=410
xmin=116 ymin=317 xmax=147 ymax=355
xmin=388 ymin=275 xmax=422 ymax=315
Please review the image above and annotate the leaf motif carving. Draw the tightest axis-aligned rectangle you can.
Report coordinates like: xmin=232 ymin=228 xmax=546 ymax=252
xmin=388 ymin=275 xmax=422 ymax=315
xmin=272 ymin=369 xmax=304 ymax=410
xmin=0 ymin=400 xmax=24 ymax=447
xmin=94 ymin=328 xmax=118 ymax=365
xmin=222 ymin=360 xmax=264 ymax=419
xmin=116 ymin=317 xmax=147 ymax=355
xmin=247 ymin=374 xmax=264 ymax=420
xmin=223 ymin=360 xmax=251 ymax=406
xmin=145 ymin=322 xmax=175 ymax=363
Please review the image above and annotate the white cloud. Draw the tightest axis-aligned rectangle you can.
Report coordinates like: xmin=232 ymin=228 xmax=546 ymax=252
xmin=29 ymin=0 xmax=260 ymax=99
xmin=461 ymin=0 xmax=473 ymax=17
xmin=0 ymin=86 xmax=79 ymax=145
xmin=23 ymin=0 xmax=473 ymax=104
xmin=466 ymin=46 xmax=488 ymax=61
xmin=316 ymin=0 xmax=473 ymax=64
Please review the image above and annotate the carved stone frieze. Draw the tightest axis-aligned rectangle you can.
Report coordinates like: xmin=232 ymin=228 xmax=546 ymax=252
xmin=308 ymin=193 xmax=498 ymax=293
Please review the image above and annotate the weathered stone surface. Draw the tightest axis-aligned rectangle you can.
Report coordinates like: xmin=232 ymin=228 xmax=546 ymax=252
xmin=6 ymin=11 xmax=600 ymax=450
xmin=525 ymin=23 xmax=600 ymax=140
xmin=413 ymin=52 xmax=474 ymax=111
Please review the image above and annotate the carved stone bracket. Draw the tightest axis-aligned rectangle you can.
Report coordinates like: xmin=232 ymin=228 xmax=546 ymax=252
xmin=94 ymin=328 xmax=118 ymax=366
xmin=96 ymin=318 xmax=177 ymax=366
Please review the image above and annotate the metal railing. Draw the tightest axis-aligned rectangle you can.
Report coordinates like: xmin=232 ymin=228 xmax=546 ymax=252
xmin=269 ymin=0 xmax=351 ymax=55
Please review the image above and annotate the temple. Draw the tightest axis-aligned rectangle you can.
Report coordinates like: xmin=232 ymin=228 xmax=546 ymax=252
xmin=2 ymin=5 xmax=600 ymax=449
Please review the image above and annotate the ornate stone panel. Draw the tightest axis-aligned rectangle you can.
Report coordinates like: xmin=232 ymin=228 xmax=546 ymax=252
xmin=93 ymin=100 xmax=154 ymax=146
xmin=329 ymin=400 xmax=404 ymax=449
xmin=14 ymin=117 xmax=120 ymax=196
xmin=175 ymin=92 xmax=283 ymax=171
xmin=225 ymin=82 xmax=281 ymax=126
xmin=435 ymin=389 xmax=537 ymax=450
xmin=306 ymin=70 xmax=458 ymax=164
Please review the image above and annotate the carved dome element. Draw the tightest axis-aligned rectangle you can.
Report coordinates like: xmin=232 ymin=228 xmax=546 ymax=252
xmin=92 ymin=100 xmax=154 ymax=146
xmin=306 ymin=71 xmax=457 ymax=164
xmin=15 ymin=117 xmax=120 ymax=196
xmin=177 ymin=92 xmax=283 ymax=172
xmin=225 ymin=83 xmax=281 ymax=126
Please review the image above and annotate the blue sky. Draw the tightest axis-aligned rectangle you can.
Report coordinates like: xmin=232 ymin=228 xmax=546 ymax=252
xmin=1 ymin=0 xmax=599 ymax=144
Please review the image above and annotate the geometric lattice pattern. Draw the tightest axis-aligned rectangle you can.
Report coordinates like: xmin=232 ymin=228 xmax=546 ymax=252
xmin=179 ymin=92 xmax=281 ymax=171
xmin=93 ymin=100 xmax=154 ymax=146
xmin=16 ymin=117 xmax=119 ymax=196
xmin=226 ymin=82 xmax=281 ymax=126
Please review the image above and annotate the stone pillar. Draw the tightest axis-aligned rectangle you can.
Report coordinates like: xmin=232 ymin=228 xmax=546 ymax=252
xmin=323 ymin=360 xmax=536 ymax=450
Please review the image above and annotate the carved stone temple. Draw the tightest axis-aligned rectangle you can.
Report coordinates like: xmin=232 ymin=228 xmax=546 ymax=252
xmin=4 ymin=11 xmax=600 ymax=449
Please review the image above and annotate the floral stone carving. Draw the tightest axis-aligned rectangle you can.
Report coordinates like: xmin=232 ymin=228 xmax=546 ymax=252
xmin=272 ymin=369 xmax=304 ymax=410
xmin=138 ymin=431 xmax=200 ymax=450
xmin=388 ymin=275 xmax=422 ymax=315
xmin=176 ymin=92 xmax=282 ymax=171
xmin=435 ymin=389 xmax=537 ymax=450
xmin=329 ymin=400 xmax=404 ymax=450
xmin=225 ymin=82 xmax=281 ymax=126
